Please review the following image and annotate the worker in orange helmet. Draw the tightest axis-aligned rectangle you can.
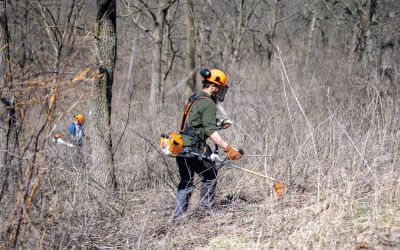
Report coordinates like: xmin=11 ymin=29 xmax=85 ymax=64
xmin=173 ymin=68 xmax=242 ymax=221
xmin=69 ymin=114 xmax=85 ymax=146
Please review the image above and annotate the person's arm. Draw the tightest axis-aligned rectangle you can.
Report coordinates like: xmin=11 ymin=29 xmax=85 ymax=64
xmin=201 ymin=99 xmax=241 ymax=160
xmin=68 ymin=123 xmax=75 ymax=141
xmin=211 ymin=131 xmax=242 ymax=160
xmin=209 ymin=131 xmax=229 ymax=149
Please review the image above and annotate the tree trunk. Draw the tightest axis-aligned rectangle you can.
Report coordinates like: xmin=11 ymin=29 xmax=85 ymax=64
xmin=0 ymin=0 xmax=13 ymax=200
xmin=231 ymin=0 xmax=260 ymax=69
xmin=197 ymin=2 xmax=210 ymax=68
xmin=231 ymin=0 xmax=244 ymax=67
xmin=354 ymin=0 xmax=377 ymax=63
xmin=149 ymin=0 xmax=167 ymax=114
xmin=305 ymin=11 xmax=316 ymax=67
xmin=89 ymin=0 xmax=117 ymax=190
xmin=266 ymin=1 xmax=279 ymax=68
xmin=185 ymin=0 xmax=197 ymax=93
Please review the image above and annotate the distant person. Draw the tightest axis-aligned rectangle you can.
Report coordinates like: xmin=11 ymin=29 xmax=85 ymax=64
xmin=69 ymin=114 xmax=85 ymax=146
xmin=173 ymin=69 xmax=242 ymax=221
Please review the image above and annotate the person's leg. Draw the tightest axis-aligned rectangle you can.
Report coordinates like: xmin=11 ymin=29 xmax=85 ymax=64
xmin=173 ymin=157 xmax=195 ymax=220
xmin=193 ymin=159 xmax=218 ymax=211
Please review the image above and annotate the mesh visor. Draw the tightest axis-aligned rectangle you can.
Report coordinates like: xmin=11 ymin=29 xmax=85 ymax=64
xmin=215 ymin=85 xmax=228 ymax=102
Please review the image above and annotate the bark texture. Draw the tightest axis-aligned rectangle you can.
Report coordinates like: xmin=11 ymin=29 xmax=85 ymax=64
xmin=0 ymin=0 xmax=13 ymax=200
xmin=352 ymin=0 xmax=377 ymax=63
xmin=185 ymin=0 xmax=197 ymax=92
xmin=89 ymin=0 xmax=117 ymax=190
xmin=305 ymin=11 xmax=316 ymax=67
xmin=149 ymin=0 xmax=167 ymax=114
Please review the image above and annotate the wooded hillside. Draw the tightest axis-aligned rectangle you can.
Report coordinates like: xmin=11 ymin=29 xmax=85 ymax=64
xmin=1 ymin=0 xmax=399 ymax=248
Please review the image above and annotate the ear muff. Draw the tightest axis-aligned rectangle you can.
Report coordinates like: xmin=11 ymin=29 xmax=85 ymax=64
xmin=200 ymin=69 xmax=211 ymax=79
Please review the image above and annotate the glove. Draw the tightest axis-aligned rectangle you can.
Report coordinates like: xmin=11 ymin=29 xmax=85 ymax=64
xmin=224 ymin=146 xmax=242 ymax=160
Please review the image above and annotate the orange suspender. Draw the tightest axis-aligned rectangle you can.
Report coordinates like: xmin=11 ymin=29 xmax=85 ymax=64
xmin=179 ymin=96 xmax=211 ymax=133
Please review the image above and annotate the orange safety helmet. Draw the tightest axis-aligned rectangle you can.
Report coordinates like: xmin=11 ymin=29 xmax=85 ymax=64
xmin=75 ymin=114 xmax=85 ymax=124
xmin=201 ymin=69 xmax=227 ymax=87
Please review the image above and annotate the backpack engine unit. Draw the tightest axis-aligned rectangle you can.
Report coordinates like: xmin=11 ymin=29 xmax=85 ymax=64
xmin=160 ymin=132 xmax=183 ymax=157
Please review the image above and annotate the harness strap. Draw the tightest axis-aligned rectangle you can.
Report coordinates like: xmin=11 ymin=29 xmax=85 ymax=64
xmin=179 ymin=95 xmax=212 ymax=133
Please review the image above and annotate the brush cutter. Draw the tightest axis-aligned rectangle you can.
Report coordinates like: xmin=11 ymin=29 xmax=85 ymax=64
xmin=52 ymin=133 xmax=74 ymax=148
xmin=210 ymin=152 xmax=286 ymax=197
xmin=184 ymin=148 xmax=286 ymax=197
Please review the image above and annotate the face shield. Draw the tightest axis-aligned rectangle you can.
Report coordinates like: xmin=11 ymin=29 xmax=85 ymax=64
xmin=201 ymin=68 xmax=229 ymax=102
xmin=214 ymin=85 xmax=228 ymax=102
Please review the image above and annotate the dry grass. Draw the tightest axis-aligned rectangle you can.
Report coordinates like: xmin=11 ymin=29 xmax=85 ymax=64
xmin=1 ymin=50 xmax=400 ymax=249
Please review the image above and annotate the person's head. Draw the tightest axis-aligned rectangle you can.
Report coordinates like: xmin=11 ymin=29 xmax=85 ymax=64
xmin=74 ymin=114 xmax=85 ymax=125
xmin=201 ymin=69 xmax=228 ymax=102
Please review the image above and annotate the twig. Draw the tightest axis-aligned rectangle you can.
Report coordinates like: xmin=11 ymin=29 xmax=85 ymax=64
xmin=280 ymin=69 xmax=299 ymax=146
xmin=329 ymin=111 xmax=380 ymax=186
xmin=113 ymin=87 xmax=135 ymax=155
xmin=276 ymin=46 xmax=318 ymax=158
xmin=230 ymin=120 xmax=264 ymax=152
xmin=276 ymin=46 xmax=319 ymax=202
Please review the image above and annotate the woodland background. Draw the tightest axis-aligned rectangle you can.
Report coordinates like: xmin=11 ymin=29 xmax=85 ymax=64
xmin=0 ymin=0 xmax=399 ymax=248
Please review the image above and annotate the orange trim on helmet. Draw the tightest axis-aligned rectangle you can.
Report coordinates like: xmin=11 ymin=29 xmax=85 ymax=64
xmin=206 ymin=69 xmax=227 ymax=87
xmin=75 ymin=114 xmax=85 ymax=124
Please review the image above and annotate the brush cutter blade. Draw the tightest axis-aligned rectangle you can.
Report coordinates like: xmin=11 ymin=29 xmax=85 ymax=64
xmin=273 ymin=181 xmax=285 ymax=197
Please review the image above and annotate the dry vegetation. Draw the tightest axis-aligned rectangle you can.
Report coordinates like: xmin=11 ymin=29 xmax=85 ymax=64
xmin=1 ymin=0 xmax=400 ymax=249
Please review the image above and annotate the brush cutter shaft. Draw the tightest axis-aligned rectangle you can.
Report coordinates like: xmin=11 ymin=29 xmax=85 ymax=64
xmin=222 ymin=161 xmax=280 ymax=182
xmin=53 ymin=137 xmax=75 ymax=148
xmin=181 ymin=151 xmax=283 ymax=183
xmin=210 ymin=153 xmax=282 ymax=183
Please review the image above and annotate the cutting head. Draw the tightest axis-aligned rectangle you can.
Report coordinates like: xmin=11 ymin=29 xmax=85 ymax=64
xmin=273 ymin=181 xmax=286 ymax=197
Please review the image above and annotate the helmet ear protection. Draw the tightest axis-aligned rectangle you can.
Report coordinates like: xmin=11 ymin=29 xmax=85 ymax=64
xmin=200 ymin=69 xmax=211 ymax=79
xmin=200 ymin=68 xmax=229 ymax=102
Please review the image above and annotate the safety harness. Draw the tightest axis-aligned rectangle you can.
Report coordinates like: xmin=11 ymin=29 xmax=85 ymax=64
xmin=179 ymin=93 xmax=213 ymax=157
xmin=160 ymin=93 xmax=213 ymax=158
xmin=180 ymin=94 xmax=212 ymax=139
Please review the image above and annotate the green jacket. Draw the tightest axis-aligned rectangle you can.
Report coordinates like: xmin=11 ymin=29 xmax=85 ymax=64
xmin=181 ymin=91 xmax=217 ymax=146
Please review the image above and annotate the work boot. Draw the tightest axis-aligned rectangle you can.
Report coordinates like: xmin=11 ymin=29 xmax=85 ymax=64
xmin=172 ymin=187 xmax=193 ymax=221
xmin=199 ymin=179 xmax=217 ymax=212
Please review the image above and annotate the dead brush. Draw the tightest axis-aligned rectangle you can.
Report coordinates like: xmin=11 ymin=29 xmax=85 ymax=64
xmin=2 ymin=41 xmax=400 ymax=250
xmin=103 ymin=53 xmax=399 ymax=248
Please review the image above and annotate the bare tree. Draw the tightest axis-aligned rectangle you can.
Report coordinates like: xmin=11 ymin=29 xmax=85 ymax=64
xmin=264 ymin=1 xmax=280 ymax=66
xmin=253 ymin=0 xmax=296 ymax=67
xmin=89 ymin=0 xmax=117 ymax=190
xmin=196 ymin=2 xmax=211 ymax=67
xmin=185 ymin=0 xmax=197 ymax=92
xmin=304 ymin=1 xmax=316 ymax=67
xmin=121 ymin=0 xmax=177 ymax=113
xmin=149 ymin=0 xmax=168 ymax=113
xmin=353 ymin=0 xmax=377 ymax=63
xmin=0 ymin=0 xmax=14 ymax=200
xmin=324 ymin=0 xmax=377 ymax=64
xmin=378 ymin=1 xmax=397 ymax=84
xmin=231 ymin=0 xmax=261 ymax=67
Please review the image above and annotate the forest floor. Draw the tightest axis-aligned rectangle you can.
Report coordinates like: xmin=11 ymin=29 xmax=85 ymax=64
xmin=119 ymin=176 xmax=400 ymax=249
